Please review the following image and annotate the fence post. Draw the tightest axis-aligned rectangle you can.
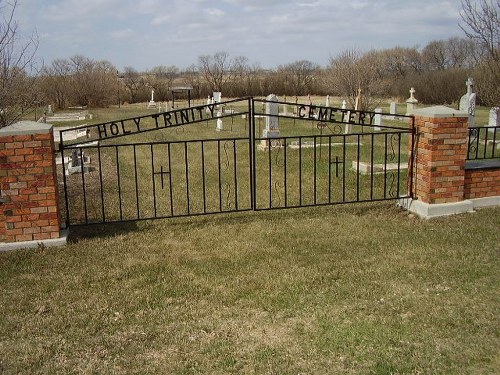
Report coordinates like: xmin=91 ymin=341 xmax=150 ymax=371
xmin=401 ymin=105 xmax=473 ymax=218
xmin=0 ymin=121 xmax=67 ymax=250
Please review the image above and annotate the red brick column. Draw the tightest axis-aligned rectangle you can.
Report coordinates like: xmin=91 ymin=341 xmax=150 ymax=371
xmin=0 ymin=121 xmax=61 ymax=243
xmin=411 ymin=106 xmax=469 ymax=204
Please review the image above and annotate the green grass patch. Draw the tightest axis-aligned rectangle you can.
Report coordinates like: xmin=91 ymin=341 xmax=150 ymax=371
xmin=1 ymin=203 xmax=499 ymax=374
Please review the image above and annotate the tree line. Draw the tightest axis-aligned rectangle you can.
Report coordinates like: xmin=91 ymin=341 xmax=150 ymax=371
xmin=1 ymin=0 xmax=498 ymax=127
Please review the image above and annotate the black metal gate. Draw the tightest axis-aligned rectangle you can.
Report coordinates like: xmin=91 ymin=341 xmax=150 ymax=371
xmin=58 ymin=97 xmax=414 ymax=226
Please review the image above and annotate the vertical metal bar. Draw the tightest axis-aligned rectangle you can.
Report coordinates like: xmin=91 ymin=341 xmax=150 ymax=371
xmin=492 ymin=127 xmax=497 ymax=158
xmin=408 ymin=117 xmax=415 ymax=198
xmin=133 ymin=145 xmax=140 ymax=219
xmin=201 ymin=141 xmax=206 ymax=213
xmin=475 ymin=128 xmax=480 ymax=159
xmin=249 ymin=98 xmax=255 ymax=210
xmin=60 ymin=144 xmax=70 ymax=226
xmin=167 ymin=143 xmax=174 ymax=216
xmin=115 ymin=147 xmax=123 ymax=221
xmin=233 ymin=139 xmax=238 ymax=210
xmin=313 ymin=136 xmax=317 ymax=205
xmin=384 ymin=133 xmax=388 ymax=199
xmin=79 ymin=148 xmax=88 ymax=224
xmin=284 ymin=138 xmax=288 ymax=207
xmin=342 ymin=135 xmax=346 ymax=202
xmin=328 ymin=136 xmax=332 ymax=204
xmin=370 ymin=133 xmax=374 ymax=200
xmin=299 ymin=137 xmax=302 ymax=206
xmin=268 ymin=139 xmax=272 ymax=208
xmin=356 ymin=134 xmax=360 ymax=201
xmin=184 ymin=142 xmax=190 ymax=215
xmin=218 ymin=140 xmax=222 ymax=211
xmin=483 ymin=127 xmax=488 ymax=159
xmin=151 ymin=144 xmax=157 ymax=218
xmin=397 ymin=133 xmax=401 ymax=197
xmin=97 ymin=145 xmax=105 ymax=223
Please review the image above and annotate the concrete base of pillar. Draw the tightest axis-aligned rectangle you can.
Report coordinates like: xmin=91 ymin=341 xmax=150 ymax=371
xmin=398 ymin=197 xmax=500 ymax=219
xmin=399 ymin=198 xmax=474 ymax=219
xmin=0 ymin=229 xmax=69 ymax=252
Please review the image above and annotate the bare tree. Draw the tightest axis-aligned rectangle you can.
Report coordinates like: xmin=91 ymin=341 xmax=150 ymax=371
xmin=277 ymin=60 xmax=320 ymax=96
xmin=328 ymin=49 xmax=385 ymax=110
xmin=198 ymin=51 xmax=233 ymax=92
xmin=460 ymin=0 xmax=499 ymax=105
xmin=460 ymin=0 xmax=499 ymax=60
xmin=0 ymin=0 xmax=41 ymax=127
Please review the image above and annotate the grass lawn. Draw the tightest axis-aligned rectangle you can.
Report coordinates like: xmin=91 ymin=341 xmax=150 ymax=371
xmin=1 ymin=203 xmax=499 ymax=374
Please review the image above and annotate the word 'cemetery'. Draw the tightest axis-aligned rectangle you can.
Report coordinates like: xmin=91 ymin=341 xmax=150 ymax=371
xmin=75 ymin=101 xmax=380 ymax=143
xmin=296 ymin=104 xmax=378 ymax=125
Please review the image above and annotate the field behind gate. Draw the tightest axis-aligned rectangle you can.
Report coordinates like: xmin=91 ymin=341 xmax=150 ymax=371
xmin=59 ymin=99 xmax=412 ymax=226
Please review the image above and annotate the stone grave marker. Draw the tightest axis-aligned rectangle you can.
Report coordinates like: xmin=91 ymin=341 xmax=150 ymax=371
xmin=489 ymin=107 xmax=499 ymax=128
xmin=216 ymin=110 xmax=223 ymax=131
xmin=389 ymin=101 xmax=397 ymax=119
xmin=260 ymin=94 xmax=281 ymax=149
xmin=374 ymin=108 xmax=382 ymax=131
xmin=406 ymin=87 xmax=418 ymax=115
xmin=459 ymin=77 xmax=476 ymax=127
xmin=147 ymin=89 xmax=156 ymax=108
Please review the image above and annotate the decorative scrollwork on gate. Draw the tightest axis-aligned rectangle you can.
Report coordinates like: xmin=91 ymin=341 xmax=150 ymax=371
xmin=467 ymin=127 xmax=479 ymax=158
xmin=222 ymin=141 xmax=231 ymax=171
xmin=222 ymin=182 xmax=232 ymax=210
xmin=273 ymin=181 xmax=282 ymax=207
xmin=388 ymin=172 xmax=397 ymax=198
xmin=387 ymin=133 xmax=398 ymax=162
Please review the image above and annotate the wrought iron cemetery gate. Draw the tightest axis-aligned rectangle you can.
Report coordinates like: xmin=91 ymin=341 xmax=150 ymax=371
xmin=58 ymin=97 xmax=415 ymax=226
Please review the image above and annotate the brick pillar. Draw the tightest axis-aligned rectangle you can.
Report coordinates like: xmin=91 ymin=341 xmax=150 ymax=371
xmin=402 ymin=106 xmax=473 ymax=218
xmin=0 ymin=121 xmax=62 ymax=244
xmin=412 ymin=106 xmax=469 ymax=203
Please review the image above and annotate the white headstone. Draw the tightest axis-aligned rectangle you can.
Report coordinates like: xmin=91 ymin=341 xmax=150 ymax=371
xmin=406 ymin=87 xmax=418 ymax=115
xmin=263 ymin=94 xmax=280 ymax=138
xmin=206 ymin=96 xmax=212 ymax=113
xmin=213 ymin=92 xmax=221 ymax=103
xmin=147 ymin=89 xmax=156 ymax=108
xmin=489 ymin=107 xmax=499 ymax=127
xmin=47 ymin=104 xmax=53 ymax=115
xmin=325 ymin=95 xmax=330 ymax=107
xmin=389 ymin=102 xmax=397 ymax=119
xmin=374 ymin=108 xmax=382 ymax=131
xmin=459 ymin=78 xmax=476 ymax=127
xmin=216 ymin=110 xmax=223 ymax=131
xmin=342 ymin=100 xmax=351 ymax=134
xmin=354 ymin=89 xmax=362 ymax=110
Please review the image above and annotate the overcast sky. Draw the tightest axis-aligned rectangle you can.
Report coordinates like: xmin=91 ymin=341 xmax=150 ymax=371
xmin=14 ymin=0 xmax=468 ymax=71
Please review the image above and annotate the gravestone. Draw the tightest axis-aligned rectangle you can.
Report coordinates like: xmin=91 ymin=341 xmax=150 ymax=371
xmin=389 ymin=101 xmax=397 ymax=119
xmin=47 ymin=104 xmax=53 ymax=115
xmin=206 ymin=96 xmax=212 ymax=113
xmin=459 ymin=78 xmax=476 ymax=127
xmin=354 ymin=88 xmax=362 ymax=110
xmin=147 ymin=89 xmax=156 ymax=109
xmin=342 ymin=100 xmax=351 ymax=134
xmin=213 ymin=92 xmax=221 ymax=104
xmin=374 ymin=108 xmax=382 ymax=131
xmin=325 ymin=95 xmax=330 ymax=107
xmin=260 ymin=94 xmax=281 ymax=149
xmin=216 ymin=110 xmax=223 ymax=131
xmin=489 ymin=107 xmax=499 ymax=127
xmin=66 ymin=149 xmax=89 ymax=175
xmin=406 ymin=87 xmax=418 ymax=115
xmin=283 ymin=95 xmax=288 ymax=115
